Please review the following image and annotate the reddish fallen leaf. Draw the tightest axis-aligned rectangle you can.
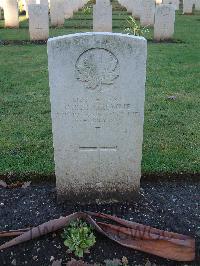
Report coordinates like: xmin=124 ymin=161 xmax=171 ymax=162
xmin=0 ymin=228 xmax=30 ymax=237
xmin=0 ymin=180 xmax=32 ymax=189
xmin=0 ymin=212 xmax=195 ymax=262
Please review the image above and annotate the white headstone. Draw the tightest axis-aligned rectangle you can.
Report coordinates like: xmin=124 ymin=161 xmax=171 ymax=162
xmin=195 ymin=0 xmax=200 ymax=10
xmin=125 ymin=0 xmax=133 ymax=12
xmin=154 ymin=4 xmax=175 ymax=41
xmin=131 ymin=0 xmax=141 ymax=19
xmin=140 ymin=0 xmax=155 ymax=26
xmin=64 ymin=0 xmax=73 ymax=19
xmin=183 ymin=0 xmax=194 ymax=14
xmin=50 ymin=0 xmax=65 ymax=27
xmin=3 ymin=0 xmax=19 ymax=28
xmin=93 ymin=0 xmax=112 ymax=32
xmin=29 ymin=4 xmax=49 ymax=40
xmin=48 ymin=32 xmax=147 ymax=204
xmin=163 ymin=0 xmax=179 ymax=10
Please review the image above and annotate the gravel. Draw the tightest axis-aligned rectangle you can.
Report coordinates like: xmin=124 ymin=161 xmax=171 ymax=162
xmin=0 ymin=178 xmax=199 ymax=265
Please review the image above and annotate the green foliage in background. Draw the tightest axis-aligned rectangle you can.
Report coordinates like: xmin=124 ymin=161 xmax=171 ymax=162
xmin=83 ymin=6 xmax=92 ymax=15
xmin=124 ymin=16 xmax=150 ymax=37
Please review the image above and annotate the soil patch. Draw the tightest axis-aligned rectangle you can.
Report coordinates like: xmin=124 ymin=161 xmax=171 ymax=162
xmin=0 ymin=179 xmax=199 ymax=265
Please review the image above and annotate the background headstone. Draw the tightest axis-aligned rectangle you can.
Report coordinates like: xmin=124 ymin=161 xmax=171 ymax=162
xmin=48 ymin=32 xmax=147 ymax=204
xmin=29 ymin=4 xmax=49 ymax=40
xmin=64 ymin=0 xmax=73 ymax=19
xmin=183 ymin=0 xmax=194 ymax=14
xmin=131 ymin=0 xmax=141 ymax=20
xmin=195 ymin=0 xmax=200 ymax=10
xmin=154 ymin=4 xmax=175 ymax=41
xmin=93 ymin=0 xmax=112 ymax=32
xmin=50 ymin=0 xmax=65 ymax=27
xmin=163 ymin=0 xmax=179 ymax=10
xmin=3 ymin=0 xmax=19 ymax=28
xmin=140 ymin=0 xmax=155 ymax=26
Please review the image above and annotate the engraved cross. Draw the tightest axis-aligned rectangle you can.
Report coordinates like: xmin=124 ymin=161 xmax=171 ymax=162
xmin=79 ymin=127 xmax=117 ymax=160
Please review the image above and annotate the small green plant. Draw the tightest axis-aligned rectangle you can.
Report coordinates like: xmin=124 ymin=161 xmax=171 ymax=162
xmin=124 ymin=16 xmax=150 ymax=37
xmin=61 ymin=219 xmax=96 ymax=258
xmin=83 ymin=6 xmax=92 ymax=15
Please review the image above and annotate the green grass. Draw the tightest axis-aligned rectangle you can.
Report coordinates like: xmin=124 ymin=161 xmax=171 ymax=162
xmin=0 ymin=5 xmax=199 ymax=176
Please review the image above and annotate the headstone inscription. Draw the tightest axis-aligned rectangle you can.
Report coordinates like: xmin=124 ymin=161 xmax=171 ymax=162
xmin=28 ymin=4 xmax=49 ymax=40
xmin=154 ymin=4 xmax=175 ymax=41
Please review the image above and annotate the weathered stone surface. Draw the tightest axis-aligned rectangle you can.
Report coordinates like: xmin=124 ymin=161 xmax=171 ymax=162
xmin=50 ymin=0 xmax=64 ymax=27
xmin=93 ymin=0 xmax=112 ymax=32
xmin=28 ymin=4 xmax=49 ymax=40
xmin=163 ymin=0 xmax=179 ymax=10
xmin=140 ymin=0 xmax=155 ymax=26
xmin=64 ymin=0 xmax=73 ymax=19
xmin=48 ymin=32 xmax=147 ymax=204
xmin=154 ymin=4 xmax=175 ymax=41
xmin=3 ymin=0 xmax=19 ymax=28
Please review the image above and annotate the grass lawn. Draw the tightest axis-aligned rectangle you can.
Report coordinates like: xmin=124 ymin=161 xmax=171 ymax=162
xmin=0 ymin=4 xmax=199 ymax=177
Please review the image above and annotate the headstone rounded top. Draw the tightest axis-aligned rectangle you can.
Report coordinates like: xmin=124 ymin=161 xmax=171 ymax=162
xmin=47 ymin=32 xmax=147 ymax=45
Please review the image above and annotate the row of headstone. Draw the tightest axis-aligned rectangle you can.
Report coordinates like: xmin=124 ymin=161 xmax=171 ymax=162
xmin=28 ymin=0 xmax=88 ymax=40
xmin=1 ymin=0 xmax=89 ymax=31
xmin=119 ymin=0 xmax=200 ymax=16
xmin=119 ymin=0 xmax=175 ymax=40
xmin=119 ymin=0 xmax=156 ymax=26
xmin=183 ymin=0 xmax=200 ymax=13
xmin=93 ymin=0 xmax=112 ymax=32
xmin=47 ymin=32 xmax=147 ymax=204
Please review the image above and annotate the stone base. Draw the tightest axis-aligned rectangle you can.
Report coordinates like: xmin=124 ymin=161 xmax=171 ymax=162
xmin=57 ymin=181 xmax=140 ymax=205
